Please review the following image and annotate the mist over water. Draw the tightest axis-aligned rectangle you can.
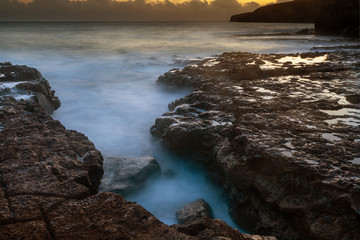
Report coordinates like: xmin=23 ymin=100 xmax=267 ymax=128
xmin=0 ymin=22 xmax=354 ymax=228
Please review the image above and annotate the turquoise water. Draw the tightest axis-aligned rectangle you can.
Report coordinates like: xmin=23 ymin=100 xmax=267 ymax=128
xmin=0 ymin=21 xmax=353 ymax=228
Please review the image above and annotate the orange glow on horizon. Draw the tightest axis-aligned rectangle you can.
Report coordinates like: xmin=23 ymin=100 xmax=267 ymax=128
xmin=17 ymin=0 xmax=279 ymax=5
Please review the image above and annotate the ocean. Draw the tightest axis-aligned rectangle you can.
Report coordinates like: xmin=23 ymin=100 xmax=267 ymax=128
xmin=0 ymin=21 xmax=354 ymax=228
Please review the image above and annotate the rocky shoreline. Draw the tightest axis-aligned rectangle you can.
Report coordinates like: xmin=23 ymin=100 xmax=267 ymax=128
xmin=0 ymin=63 xmax=272 ymax=239
xmin=151 ymin=51 xmax=360 ymax=240
xmin=230 ymin=0 xmax=358 ymax=37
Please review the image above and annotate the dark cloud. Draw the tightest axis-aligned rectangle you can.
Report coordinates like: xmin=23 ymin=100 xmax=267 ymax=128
xmin=211 ymin=0 xmax=241 ymax=9
xmin=0 ymin=0 xmax=261 ymax=21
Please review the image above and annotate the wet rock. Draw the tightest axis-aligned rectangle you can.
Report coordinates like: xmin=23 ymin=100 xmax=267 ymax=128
xmin=176 ymin=199 xmax=213 ymax=224
xmin=0 ymin=64 xmax=60 ymax=114
xmin=157 ymin=70 xmax=201 ymax=88
xmin=101 ymin=156 xmax=161 ymax=195
xmin=152 ymin=51 xmax=360 ymax=240
xmin=83 ymin=150 xmax=104 ymax=194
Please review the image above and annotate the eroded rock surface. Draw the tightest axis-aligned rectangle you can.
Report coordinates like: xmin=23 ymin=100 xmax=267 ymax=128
xmin=0 ymin=63 xmax=104 ymax=235
xmin=47 ymin=192 xmax=195 ymax=240
xmin=101 ymin=156 xmax=161 ymax=195
xmin=0 ymin=62 xmax=60 ymax=114
xmin=152 ymin=51 xmax=360 ymax=240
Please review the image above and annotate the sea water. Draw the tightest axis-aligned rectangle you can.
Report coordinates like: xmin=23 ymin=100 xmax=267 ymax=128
xmin=0 ymin=22 xmax=354 ymax=228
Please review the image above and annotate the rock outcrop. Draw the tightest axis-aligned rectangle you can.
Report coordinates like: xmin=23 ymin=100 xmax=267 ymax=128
xmin=100 ymin=156 xmax=161 ymax=195
xmin=176 ymin=199 xmax=213 ymax=224
xmin=152 ymin=51 xmax=360 ymax=240
xmin=0 ymin=63 xmax=271 ymax=239
xmin=0 ymin=62 xmax=60 ymax=114
xmin=230 ymin=0 xmax=359 ymax=36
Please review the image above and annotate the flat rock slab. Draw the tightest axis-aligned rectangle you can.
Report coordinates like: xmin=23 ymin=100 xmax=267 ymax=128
xmin=176 ymin=199 xmax=213 ymax=224
xmin=101 ymin=156 xmax=161 ymax=195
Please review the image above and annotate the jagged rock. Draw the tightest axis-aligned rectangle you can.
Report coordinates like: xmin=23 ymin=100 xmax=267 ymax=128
xmin=0 ymin=63 xmax=103 ymax=236
xmin=152 ymin=51 xmax=360 ymax=240
xmin=157 ymin=69 xmax=201 ymax=88
xmin=176 ymin=199 xmax=213 ymax=224
xmin=175 ymin=217 xmax=246 ymax=240
xmin=0 ymin=63 xmax=60 ymax=114
xmin=101 ymin=156 xmax=161 ymax=195
xmin=83 ymin=150 xmax=104 ymax=194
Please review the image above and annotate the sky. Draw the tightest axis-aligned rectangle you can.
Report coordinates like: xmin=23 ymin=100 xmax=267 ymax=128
xmin=0 ymin=0 xmax=293 ymax=21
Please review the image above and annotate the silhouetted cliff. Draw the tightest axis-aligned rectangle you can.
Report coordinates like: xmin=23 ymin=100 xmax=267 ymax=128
xmin=230 ymin=0 xmax=359 ymax=36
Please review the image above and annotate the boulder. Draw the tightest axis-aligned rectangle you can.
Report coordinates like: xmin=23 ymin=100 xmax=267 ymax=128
xmin=101 ymin=156 xmax=161 ymax=195
xmin=176 ymin=199 xmax=213 ymax=224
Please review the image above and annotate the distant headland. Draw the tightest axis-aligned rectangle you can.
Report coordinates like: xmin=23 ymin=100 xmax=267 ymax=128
xmin=230 ymin=0 xmax=359 ymax=37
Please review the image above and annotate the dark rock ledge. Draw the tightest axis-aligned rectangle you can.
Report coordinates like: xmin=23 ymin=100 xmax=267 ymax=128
xmin=0 ymin=63 xmax=272 ymax=239
xmin=151 ymin=51 xmax=360 ymax=240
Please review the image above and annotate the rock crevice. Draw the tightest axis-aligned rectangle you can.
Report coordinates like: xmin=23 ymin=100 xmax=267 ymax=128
xmin=0 ymin=62 xmax=268 ymax=240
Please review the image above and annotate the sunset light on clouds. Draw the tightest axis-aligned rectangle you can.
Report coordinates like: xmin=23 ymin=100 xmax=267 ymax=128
xmin=0 ymin=0 xmax=293 ymax=21
xmin=17 ymin=0 xmax=283 ymax=5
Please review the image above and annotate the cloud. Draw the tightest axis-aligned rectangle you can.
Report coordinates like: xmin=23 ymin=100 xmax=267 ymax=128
xmin=0 ymin=0 xmax=261 ymax=21
xmin=211 ymin=0 xmax=241 ymax=9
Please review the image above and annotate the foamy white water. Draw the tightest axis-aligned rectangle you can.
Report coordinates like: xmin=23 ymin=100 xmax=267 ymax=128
xmin=0 ymin=22 xmax=354 ymax=228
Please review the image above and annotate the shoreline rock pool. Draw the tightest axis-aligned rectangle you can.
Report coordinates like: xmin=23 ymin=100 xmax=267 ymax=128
xmin=0 ymin=61 xmax=273 ymax=240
